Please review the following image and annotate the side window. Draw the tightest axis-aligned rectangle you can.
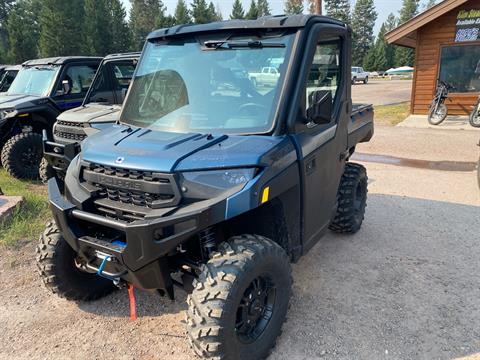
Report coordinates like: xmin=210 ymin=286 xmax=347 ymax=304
xmin=305 ymin=38 xmax=342 ymax=111
xmin=112 ymin=62 xmax=136 ymax=90
xmin=59 ymin=64 xmax=98 ymax=96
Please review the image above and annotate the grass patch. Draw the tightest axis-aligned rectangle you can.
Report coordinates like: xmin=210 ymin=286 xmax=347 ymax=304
xmin=0 ymin=169 xmax=49 ymax=247
xmin=374 ymin=102 xmax=410 ymax=126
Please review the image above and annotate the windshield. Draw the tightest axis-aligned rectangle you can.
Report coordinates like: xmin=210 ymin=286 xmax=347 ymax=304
xmin=8 ymin=66 xmax=60 ymax=96
xmin=120 ymin=32 xmax=295 ymax=134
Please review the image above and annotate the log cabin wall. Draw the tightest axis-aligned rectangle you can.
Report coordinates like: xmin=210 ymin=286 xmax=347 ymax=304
xmin=412 ymin=0 xmax=480 ymax=115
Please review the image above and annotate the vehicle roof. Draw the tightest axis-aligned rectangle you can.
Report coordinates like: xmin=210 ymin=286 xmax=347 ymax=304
xmin=5 ymin=64 xmax=21 ymax=71
xmin=103 ymin=52 xmax=141 ymax=62
xmin=148 ymin=14 xmax=346 ymax=40
xmin=22 ymin=56 xmax=103 ymax=67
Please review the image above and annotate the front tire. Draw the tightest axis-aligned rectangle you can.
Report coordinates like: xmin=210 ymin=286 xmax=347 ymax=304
xmin=186 ymin=235 xmax=292 ymax=360
xmin=469 ymin=101 xmax=480 ymax=128
xmin=36 ymin=221 xmax=117 ymax=301
xmin=329 ymin=162 xmax=368 ymax=234
xmin=428 ymin=103 xmax=448 ymax=125
xmin=39 ymin=157 xmax=57 ymax=184
xmin=363 ymin=76 xmax=368 ymax=84
xmin=1 ymin=132 xmax=43 ymax=180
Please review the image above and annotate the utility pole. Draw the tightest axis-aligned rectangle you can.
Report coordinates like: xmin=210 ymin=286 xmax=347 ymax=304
xmin=314 ymin=0 xmax=322 ymax=14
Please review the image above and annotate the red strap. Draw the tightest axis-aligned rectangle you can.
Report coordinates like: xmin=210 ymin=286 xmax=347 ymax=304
xmin=127 ymin=284 xmax=136 ymax=321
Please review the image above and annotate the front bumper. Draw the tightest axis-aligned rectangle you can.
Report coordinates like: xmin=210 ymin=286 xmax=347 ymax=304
xmin=42 ymin=130 xmax=80 ymax=175
xmin=48 ymin=178 xmax=227 ymax=293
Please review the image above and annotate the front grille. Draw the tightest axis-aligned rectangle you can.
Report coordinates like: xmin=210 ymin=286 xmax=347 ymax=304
xmin=57 ymin=120 xmax=84 ymax=128
xmin=54 ymin=130 xmax=86 ymax=141
xmin=82 ymin=162 xmax=181 ymax=220
xmin=53 ymin=120 xmax=87 ymax=143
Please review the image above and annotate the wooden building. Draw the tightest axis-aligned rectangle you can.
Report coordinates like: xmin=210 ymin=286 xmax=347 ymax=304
xmin=386 ymin=0 xmax=480 ymax=115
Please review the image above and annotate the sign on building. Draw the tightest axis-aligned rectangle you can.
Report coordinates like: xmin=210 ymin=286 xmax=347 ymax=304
xmin=455 ymin=9 xmax=480 ymax=42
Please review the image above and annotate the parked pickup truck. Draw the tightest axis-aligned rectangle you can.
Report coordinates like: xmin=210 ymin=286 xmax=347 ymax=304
xmin=248 ymin=66 xmax=280 ymax=87
xmin=0 ymin=56 xmax=102 ymax=179
xmin=351 ymin=66 xmax=369 ymax=84
xmin=37 ymin=15 xmax=374 ymax=360
xmin=41 ymin=52 xmax=140 ymax=183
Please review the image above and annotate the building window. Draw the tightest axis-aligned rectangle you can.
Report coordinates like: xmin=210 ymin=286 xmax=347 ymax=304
xmin=439 ymin=45 xmax=480 ymax=93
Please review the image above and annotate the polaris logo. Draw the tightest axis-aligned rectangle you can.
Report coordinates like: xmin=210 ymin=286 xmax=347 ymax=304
xmin=115 ymin=157 xmax=125 ymax=164
xmin=96 ymin=174 xmax=143 ymax=191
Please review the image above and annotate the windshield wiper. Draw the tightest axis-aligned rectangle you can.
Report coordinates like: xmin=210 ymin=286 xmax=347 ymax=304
xmin=204 ymin=40 xmax=285 ymax=50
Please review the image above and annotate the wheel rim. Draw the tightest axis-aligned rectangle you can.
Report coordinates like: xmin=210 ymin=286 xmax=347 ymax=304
xmin=432 ymin=104 xmax=446 ymax=121
xmin=235 ymin=275 xmax=276 ymax=344
xmin=21 ymin=146 xmax=42 ymax=171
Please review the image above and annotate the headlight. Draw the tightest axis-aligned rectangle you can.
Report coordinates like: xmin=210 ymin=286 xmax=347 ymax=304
xmin=180 ymin=168 xmax=256 ymax=200
xmin=0 ymin=109 xmax=17 ymax=120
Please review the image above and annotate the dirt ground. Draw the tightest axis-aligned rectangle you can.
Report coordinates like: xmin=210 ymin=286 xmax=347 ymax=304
xmin=352 ymin=79 xmax=412 ymax=106
xmin=1 ymin=125 xmax=479 ymax=360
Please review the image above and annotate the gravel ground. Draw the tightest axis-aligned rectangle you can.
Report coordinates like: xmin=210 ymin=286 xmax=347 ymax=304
xmin=352 ymin=80 xmax=412 ymax=106
xmin=0 ymin=125 xmax=479 ymax=360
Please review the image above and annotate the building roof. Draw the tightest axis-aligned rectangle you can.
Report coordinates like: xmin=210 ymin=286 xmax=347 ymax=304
xmin=385 ymin=0 xmax=469 ymax=48
xmin=147 ymin=15 xmax=346 ymax=40
xmin=22 ymin=56 xmax=103 ymax=67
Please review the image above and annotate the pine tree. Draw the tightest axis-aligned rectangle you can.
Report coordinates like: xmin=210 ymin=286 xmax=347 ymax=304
xmin=351 ymin=0 xmax=377 ymax=66
xmin=206 ymin=2 xmax=221 ymax=21
xmin=230 ymin=0 xmax=245 ymax=19
xmin=245 ymin=0 xmax=258 ymax=20
xmin=257 ymin=0 xmax=271 ymax=16
xmin=39 ymin=0 xmax=85 ymax=57
xmin=156 ymin=1 xmax=175 ymax=28
xmin=84 ymin=0 xmax=111 ymax=56
xmin=395 ymin=0 xmax=418 ymax=66
xmin=191 ymin=0 xmax=210 ymax=24
xmin=325 ymin=0 xmax=350 ymax=24
xmin=174 ymin=0 xmax=192 ymax=24
xmin=424 ymin=0 xmax=436 ymax=10
xmin=109 ymin=0 xmax=132 ymax=52
xmin=6 ymin=0 xmax=40 ymax=63
xmin=0 ymin=0 xmax=15 ymax=60
xmin=284 ymin=0 xmax=304 ymax=15
xmin=130 ymin=0 xmax=162 ymax=50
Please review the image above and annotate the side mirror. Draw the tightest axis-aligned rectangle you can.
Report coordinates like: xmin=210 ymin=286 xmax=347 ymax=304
xmin=61 ymin=79 xmax=71 ymax=95
xmin=306 ymin=90 xmax=332 ymax=125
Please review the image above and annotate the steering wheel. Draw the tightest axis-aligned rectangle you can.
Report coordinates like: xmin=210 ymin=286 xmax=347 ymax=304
xmin=237 ymin=103 xmax=267 ymax=117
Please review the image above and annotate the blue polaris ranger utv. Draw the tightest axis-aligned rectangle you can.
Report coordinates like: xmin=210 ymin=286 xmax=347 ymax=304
xmin=37 ymin=15 xmax=373 ymax=360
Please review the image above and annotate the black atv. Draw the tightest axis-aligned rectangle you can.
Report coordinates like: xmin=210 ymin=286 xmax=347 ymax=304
xmin=0 ymin=56 xmax=102 ymax=179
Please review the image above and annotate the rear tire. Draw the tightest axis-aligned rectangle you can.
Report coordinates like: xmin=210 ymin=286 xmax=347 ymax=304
xmin=36 ymin=221 xmax=117 ymax=301
xmin=428 ymin=103 xmax=448 ymax=125
xmin=1 ymin=132 xmax=43 ymax=180
xmin=186 ymin=235 xmax=292 ymax=360
xmin=329 ymin=162 xmax=368 ymax=234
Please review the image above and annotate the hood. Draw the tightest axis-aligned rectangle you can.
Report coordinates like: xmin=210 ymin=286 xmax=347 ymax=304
xmin=81 ymin=124 xmax=285 ymax=173
xmin=0 ymin=93 xmax=43 ymax=110
xmin=57 ymin=104 xmax=121 ymax=124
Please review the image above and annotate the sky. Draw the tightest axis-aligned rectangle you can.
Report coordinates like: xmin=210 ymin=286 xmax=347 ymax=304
xmin=120 ymin=0 xmax=435 ymax=35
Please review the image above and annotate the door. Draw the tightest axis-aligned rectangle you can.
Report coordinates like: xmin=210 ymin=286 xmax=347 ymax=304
xmin=290 ymin=25 xmax=350 ymax=252
xmin=53 ymin=63 xmax=98 ymax=110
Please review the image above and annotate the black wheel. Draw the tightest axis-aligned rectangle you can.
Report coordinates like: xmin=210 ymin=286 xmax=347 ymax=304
xmin=469 ymin=101 xmax=480 ymax=128
xmin=186 ymin=235 xmax=292 ymax=360
xmin=428 ymin=103 xmax=447 ymax=125
xmin=329 ymin=162 xmax=368 ymax=234
xmin=36 ymin=221 xmax=117 ymax=301
xmin=352 ymin=77 xmax=356 ymax=85
xmin=1 ymin=132 xmax=43 ymax=179
xmin=363 ymin=77 xmax=368 ymax=84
